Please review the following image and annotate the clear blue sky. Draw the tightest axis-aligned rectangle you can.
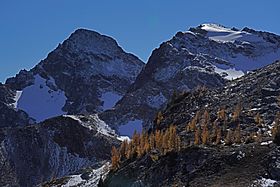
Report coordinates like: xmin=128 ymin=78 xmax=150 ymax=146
xmin=1 ymin=0 xmax=280 ymax=82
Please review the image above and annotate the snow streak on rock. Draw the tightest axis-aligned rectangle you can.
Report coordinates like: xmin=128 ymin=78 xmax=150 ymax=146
xmin=61 ymin=162 xmax=111 ymax=187
xmin=65 ymin=114 xmax=129 ymax=141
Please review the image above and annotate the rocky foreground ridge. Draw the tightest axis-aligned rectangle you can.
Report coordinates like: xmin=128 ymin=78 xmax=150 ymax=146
xmin=102 ymin=60 xmax=280 ymax=187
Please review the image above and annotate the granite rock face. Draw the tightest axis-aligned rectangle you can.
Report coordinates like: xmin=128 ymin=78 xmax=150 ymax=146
xmin=0 ymin=83 xmax=32 ymax=128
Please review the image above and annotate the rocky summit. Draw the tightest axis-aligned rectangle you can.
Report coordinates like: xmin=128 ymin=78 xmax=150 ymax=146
xmin=5 ymin=29 xmax=144 ymax=123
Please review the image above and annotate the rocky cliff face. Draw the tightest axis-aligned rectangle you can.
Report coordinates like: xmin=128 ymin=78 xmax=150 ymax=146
xmin=100 ymin=24 xmax=280 ymax=136
xmin=5 ymin=29 xmax=144 ymax=123
xmin=0 ymin=115 xmax=121 ymax=187
xmin=157 ymin=60 xmax=280 ymax=134
xmin=103 ymin=143 xmax=280 ymax=187
xmin=0 ymin=83 xmax=32 ymax=128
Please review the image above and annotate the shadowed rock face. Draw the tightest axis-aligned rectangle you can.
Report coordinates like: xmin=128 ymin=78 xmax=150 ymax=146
xmin=0 ymin=83 xmax=31 ymax=128
xmin=100 ymin=24 xmax=280 ymax=132
xmin=0 ymin=116 xmax=120 ymax=187
xmin=103 ymin=144 xmax=279 ymax=187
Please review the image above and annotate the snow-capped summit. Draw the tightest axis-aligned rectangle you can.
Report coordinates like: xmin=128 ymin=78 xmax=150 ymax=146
xmin=184 ymin=23 xmax=280 ymax=72
xmin=5 ymin=28 xmax=144 ymax=122
xmin=199 ymin=23 xmax=252 ymax=42
xmin=100 ymin=23 xmax=280 ymax=135
xmin=48 ymin=28 xmax=144 ymax=81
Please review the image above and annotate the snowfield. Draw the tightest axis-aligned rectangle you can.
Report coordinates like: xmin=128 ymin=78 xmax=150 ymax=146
xmin=201 ymin=23 xmax=280 ymax=73
xmin=201 ymin=23 xmax=265 ymax=43
xmin=214 ymin=66 xmax=244 ymax=80
xmin=15 ymin=74 xmax=67 ymax=122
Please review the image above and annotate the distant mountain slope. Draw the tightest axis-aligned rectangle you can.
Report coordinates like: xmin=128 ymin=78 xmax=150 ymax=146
xmin=100 ymin=24 xmax=280 ymax=136
xmin=5 ymin=29 xmax=144 ymax=123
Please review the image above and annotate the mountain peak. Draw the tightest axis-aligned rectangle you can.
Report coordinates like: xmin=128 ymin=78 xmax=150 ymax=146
xmin=5 ymin=28 xmax=144 ymax=122
xmin=62 ymin=28 xmax=122 ymax=55
xmin=200 ymin=23 xmax=234 ymax=31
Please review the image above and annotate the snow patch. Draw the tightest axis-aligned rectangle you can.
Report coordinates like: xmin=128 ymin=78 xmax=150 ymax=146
xmin=101 ymin=92 xmax=122 ymax=110
xmin=63 ymin=174 xmax=83 ymax=187
xmin=62 ymin=162 xmax=111 ymax=187
xmin=64 ymin=115 xmax=82 ymax=123
xmin=252 ymin=177 xmax=278 ymax=187
xmin=229 ymin=50 xmax=280 ymax=72
xmin=16 ymin=74 xmax=67 ymax=122
xmin=201 ymin=24 xmax=235 ymax=33
xmin=64 ymin=114 xmax=129 ymax=141
xmin=12 ymin=91 xmax=22 ymax=108
xmin=117 ymin=135 xmax=131 ymax=142
xmin=249 ymin=108 xmax=262 ymax=111
xmin=119 ymin=120 xmax=143 ymax=137
xmin=92 ymin=114 xmax=118 ymax=137
xmin=237 ymin=151 xmax=245 ymax=160
xmin=65 ymin=114 xmax=115 ymax=137
xmin=214 ymin=66 xmax=244 ymax=80
xmin=261 ymin=141 xmax=273 ymax=146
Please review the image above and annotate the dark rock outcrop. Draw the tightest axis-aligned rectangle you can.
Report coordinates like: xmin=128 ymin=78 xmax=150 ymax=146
xmin=0 ymin=115 xmax=120 ymax=187
xmin=103 ymin=144 xmax=278 ymax=187
xmin=0 ymin=83 xmax=31 ymax=128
